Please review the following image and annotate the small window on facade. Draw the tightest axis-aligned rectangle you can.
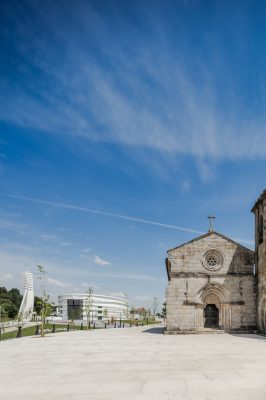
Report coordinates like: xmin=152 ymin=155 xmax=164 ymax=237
xmin=259 ymin=215 xmax=264 ymax=244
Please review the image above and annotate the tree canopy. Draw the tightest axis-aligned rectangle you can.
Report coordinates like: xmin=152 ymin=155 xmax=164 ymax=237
xmin=0 ymin=286 xmax=23 ymax=319
xmin=0 ymin=286 xmax=51 ymax=320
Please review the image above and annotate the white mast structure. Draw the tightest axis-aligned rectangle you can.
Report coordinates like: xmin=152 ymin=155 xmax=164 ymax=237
xmin=18 ymin=271 xmax=34 ymax=322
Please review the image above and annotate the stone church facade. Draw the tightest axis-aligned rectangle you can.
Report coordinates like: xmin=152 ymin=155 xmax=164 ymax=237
xmin=165 ymin=188 xmax=266 ymax=334
xmin=252 ymin=189 xmax=266 ymax=332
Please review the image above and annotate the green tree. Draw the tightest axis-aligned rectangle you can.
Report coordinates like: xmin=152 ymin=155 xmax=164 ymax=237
xmin=141 ymin=308 xmax=148 ymax=322
xmin=129 ymin=305 xmax=136 ymax=322
xmin=9 ymin=288 xmax=22 ymax=310
xmin=161 ymin=302 xmax=166 ymax=321
xmin=0 ymin=287 xmax=9 ymax=313
xmin=68 ymin=307 xmax=77 ymax=322
xmin=152 ymin=297 xmax=158 ymax=316
xmin=34 ymin=296 xmax=43 ymax=315
xmin=84 ymin=287 xmax=93 ymax=329
xmin=7 ymin=303 xmax=18 ymax=319
xmin=37 ymin=265 xmax=53 ymax=337
xmin=124 ymin=304 xmax=131 ymax=323
xmin=103 ymin=308 xmax=108 ymax=321
xmin=0 ymin=303 xmax=9 ymax=322
xmin=0 ymin=287 xmax=8 ymax=297
xmin=0 ymin=287 xmax=23 ymax=320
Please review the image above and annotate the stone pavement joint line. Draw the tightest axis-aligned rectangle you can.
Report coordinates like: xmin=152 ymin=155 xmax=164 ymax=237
xmin=1 ymin=325 xmax=266 ymax=400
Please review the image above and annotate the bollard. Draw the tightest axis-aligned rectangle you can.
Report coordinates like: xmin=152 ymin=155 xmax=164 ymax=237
xmin=123 ymin=322 xmax=124 ymax=328
xmin=105 ymin=323 xmax=107 ymax=329
xmin=80 ymin=323 xmax=83 ymax=330
xmin=67 ymin=324 xmax=70 ymax=332
xmin=34 ymin=325 xmax=39 ymax=335
xmin=142 ymin=322 xmax=144 ymax=327
xmin=16 ymin=326 xmax=22 ymax=338
xmin=93 ymin=323 xmax=95 ymax=329
xmin=0 ymin=327 xmax=2 ymax=341
xmin=136 ymin=322 xmax=138 ymax=327
xmin=114 ymin=323 xmax=116 ymax=328
xmin=52 ymin=324 xmax=55 ymax=333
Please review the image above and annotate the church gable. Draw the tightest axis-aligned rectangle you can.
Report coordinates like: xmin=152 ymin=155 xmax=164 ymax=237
xmin=166 ymin=231 xmax=254 ymax=280
xmin=167 ymin=231 xmax=253 ymax=253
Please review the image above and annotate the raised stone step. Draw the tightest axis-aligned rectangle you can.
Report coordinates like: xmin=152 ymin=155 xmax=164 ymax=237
xmin=164 ymin=328 xmax=225 ymax=335
xmin=197 ymin=328 xmax=225 ymax=334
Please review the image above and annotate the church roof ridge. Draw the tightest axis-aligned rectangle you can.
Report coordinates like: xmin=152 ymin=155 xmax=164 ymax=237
xmin=167 ymin=230 xmax=254 ymax=253
xmin=251 ymin=189 xmax=266 ymax=212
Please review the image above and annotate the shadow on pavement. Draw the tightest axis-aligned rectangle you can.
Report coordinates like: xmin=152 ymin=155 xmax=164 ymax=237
xmin=142 ymin=326 xmax=165 ymax=334
xmin=231 ymin=333 xmax=266 ymax=341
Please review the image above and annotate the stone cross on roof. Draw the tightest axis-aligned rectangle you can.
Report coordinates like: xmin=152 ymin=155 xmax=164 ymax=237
xmin=208 ymin=215 xmax=216 ymax=232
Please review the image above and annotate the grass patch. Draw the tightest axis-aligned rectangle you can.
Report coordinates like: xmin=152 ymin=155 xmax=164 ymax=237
xmin=0 ymin=321 xmax=161 ymax=341
xmin=0 ymin=323 xmax=80 ymax=341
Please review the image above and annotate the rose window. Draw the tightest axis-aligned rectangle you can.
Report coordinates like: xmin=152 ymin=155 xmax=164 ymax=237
xmin=207 ymin=256 xmax=217 ymax=266
xmin=202 ymin=249 xmax=224 ymax=271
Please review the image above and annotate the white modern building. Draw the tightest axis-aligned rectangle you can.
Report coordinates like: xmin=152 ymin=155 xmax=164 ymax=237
xmin=18 ymin=271 xmax=34 ymax=322
xmin=58 ymin=293 xmax=128 ymax=322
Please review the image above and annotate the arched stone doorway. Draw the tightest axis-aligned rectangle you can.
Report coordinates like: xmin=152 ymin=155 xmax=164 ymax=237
xmin=204 ymin=304 xmax=219 ymax=328
xmin=203 ymin=293 xmax=220 ymax=328
xmin=259 ymin=297 xmax=266 ymax=332
xmin=194 ymin=284 xmax=230 ymax=330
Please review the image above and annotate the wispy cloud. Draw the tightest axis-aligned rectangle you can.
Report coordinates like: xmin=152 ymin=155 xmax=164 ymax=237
xmin=93 ymin=255 xmax=111 ymax=266
xmin=0 ymin=272 xmax=13 ymax=281
xmin=80 ymin=282 xmax=98 ymax=290
xmin=134 ymin=295 xmax=151 ymax=302
xmin=82 ymin=248 xmax=92 ymax=253
xmin=83 ymin=271 xmax=162 ymax=283
xmin=47 ymin=278 xmax=69 ymax=288
xmin=0 ymin=218 xmax=28 ymax=234
xmin=180 ymin=180 xmax=191 ymax=192
xmin=41 ymin=234 xmax=58 ymax=240
xmin=109 ymin=292 xmax=127 ymax=298
xmin=1 ymin=1 xmax=266 ymax=175
xmin=80 ymin=282 xmax=89 ymax=288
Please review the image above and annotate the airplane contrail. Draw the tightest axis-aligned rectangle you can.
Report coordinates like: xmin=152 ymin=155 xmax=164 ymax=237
xmin=0 ymin=192 xmax=254 ymax=245
xmin=0 ymin=192 xmax=204 ymax=234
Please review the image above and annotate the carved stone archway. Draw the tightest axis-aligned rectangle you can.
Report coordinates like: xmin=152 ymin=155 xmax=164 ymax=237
xmin=193 ymin=284 xmax=231 ymax=330
xmin=259 ymin=296 xmax=266 ymax=332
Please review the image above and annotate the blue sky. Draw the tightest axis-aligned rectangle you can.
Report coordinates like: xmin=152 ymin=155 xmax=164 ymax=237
xmin=0 ymin=0 xmax=265 ymax=308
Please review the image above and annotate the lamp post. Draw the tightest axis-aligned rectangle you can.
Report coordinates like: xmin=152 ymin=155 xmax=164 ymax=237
xmin=119 ymin=312 xmax=121 ymax=328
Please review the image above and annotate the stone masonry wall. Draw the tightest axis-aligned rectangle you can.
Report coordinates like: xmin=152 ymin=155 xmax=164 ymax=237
xmin=253 ymin=190 xmax=266 ymax=332
xmin=165 ymin=232 xmax=256 ymax=332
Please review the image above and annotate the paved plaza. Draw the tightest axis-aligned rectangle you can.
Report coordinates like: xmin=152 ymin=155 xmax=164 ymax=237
xmin=1 ymin=326 xmax=266 ymax=400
